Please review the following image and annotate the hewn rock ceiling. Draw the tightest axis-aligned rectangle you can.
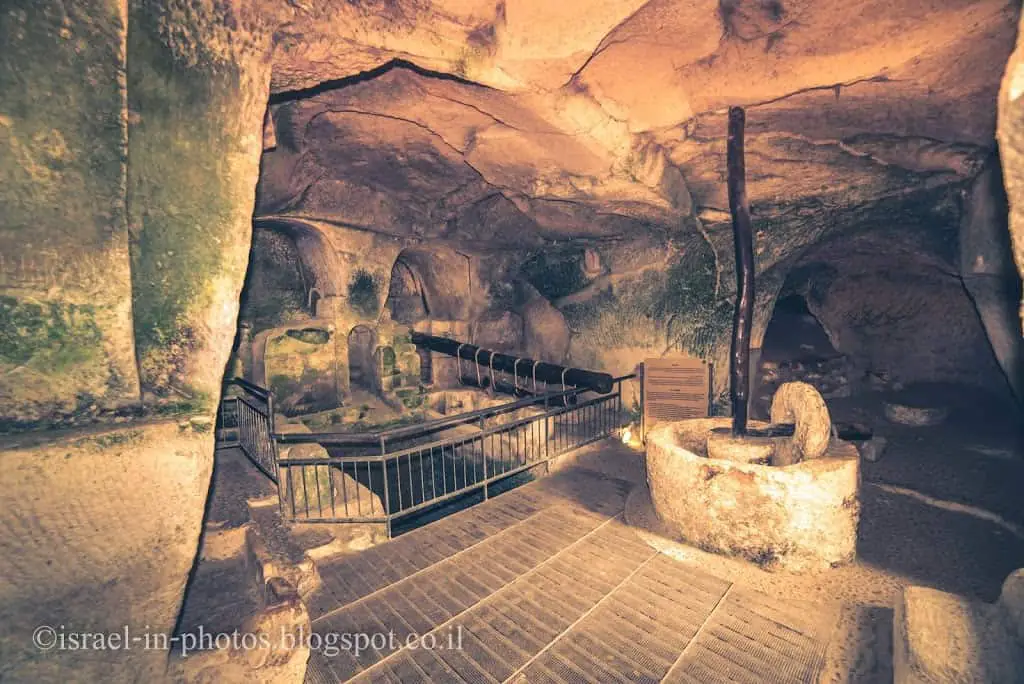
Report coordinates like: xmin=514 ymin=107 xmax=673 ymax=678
xmin=257 ymin=0 xmax=1018 ymax=263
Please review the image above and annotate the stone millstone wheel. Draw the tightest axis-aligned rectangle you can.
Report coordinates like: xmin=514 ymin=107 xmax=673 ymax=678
xmin=769 ymin=381 xmax=832 ymax=463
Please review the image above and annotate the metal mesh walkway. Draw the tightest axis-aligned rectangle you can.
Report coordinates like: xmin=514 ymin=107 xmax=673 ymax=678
xmin=304 ymin=468 xmax=837 ymax=683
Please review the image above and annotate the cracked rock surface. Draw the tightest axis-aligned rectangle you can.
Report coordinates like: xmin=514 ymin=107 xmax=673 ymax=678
xmin=252 ymin=0 xmax=1021 ymax=402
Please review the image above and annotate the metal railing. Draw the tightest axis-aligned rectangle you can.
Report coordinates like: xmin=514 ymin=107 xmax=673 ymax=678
xmin=217 ymin=370 xmax=634 ymax=535
xmin=222 ymin=377 xmax=278 ymax=482
xmin=275 ymin=376 xmax=633 ymax=534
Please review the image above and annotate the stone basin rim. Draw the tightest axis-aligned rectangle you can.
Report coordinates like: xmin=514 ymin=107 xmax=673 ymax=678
xmin=647 ymin=419 xmax=859 ymax=472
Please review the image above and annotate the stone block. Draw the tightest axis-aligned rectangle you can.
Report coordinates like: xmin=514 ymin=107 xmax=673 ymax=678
xmin=279 ymin=444 xmax=384 ymax=521
xmin=894 ymin=586 xmax=1024 ymax=684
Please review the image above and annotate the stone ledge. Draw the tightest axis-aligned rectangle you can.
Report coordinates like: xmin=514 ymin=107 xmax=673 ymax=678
xmin=894 ymin=582 xmax=1024 ymax=684
xmin=0 ymin=413 xmax=214 ymax=451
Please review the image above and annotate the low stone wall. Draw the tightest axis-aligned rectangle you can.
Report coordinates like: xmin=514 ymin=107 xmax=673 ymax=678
xmin=646 ymin=418 xmax=860 ymax=572
xmin=0 ymin=419 xmax=215 ymax=682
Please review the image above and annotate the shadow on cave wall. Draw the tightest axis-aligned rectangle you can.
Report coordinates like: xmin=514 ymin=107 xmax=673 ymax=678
xmin=751 ymin=236 xmax=1018 ymax=422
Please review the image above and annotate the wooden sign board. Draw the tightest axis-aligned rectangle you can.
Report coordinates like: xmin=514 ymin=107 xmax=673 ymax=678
xmin=642 ymin=356 xmax=711 ymax=438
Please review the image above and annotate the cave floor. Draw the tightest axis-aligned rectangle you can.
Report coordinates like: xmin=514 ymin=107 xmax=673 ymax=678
xmin=299 ymin=394 xmax=1023 ymax=684
xmin=304 ymin=453 xmax=838 ymax=684
xmin=190 ymin=386 xmax=1023 ymax=683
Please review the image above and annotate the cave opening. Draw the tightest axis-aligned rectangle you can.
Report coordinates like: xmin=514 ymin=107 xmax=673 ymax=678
xmin=760 ymin=293 xmax=838 ymax=364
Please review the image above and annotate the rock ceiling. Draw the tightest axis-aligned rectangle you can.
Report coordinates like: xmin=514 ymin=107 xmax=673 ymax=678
xmin=256 ymin=0 xmax=1019 ymax=266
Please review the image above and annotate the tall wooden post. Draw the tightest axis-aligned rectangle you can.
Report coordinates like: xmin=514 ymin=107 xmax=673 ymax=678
xmin=727 ymin=106 xmax=755 ymax=436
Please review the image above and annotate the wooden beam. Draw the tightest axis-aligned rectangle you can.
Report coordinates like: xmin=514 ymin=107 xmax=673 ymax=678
xmin=727 ymin=106 xmax=756 ymax=436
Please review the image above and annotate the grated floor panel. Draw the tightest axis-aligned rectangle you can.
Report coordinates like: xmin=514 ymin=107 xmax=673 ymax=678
xmin=304 ymin=468 xmax=838 ymax=683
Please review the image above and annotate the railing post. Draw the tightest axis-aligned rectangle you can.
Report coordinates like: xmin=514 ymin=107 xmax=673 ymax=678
xmin=379 ymin=434 xmax=392 ymax=537
xmin=617 ymin=381 xmax=623 ymax=431
xmin=266 ymin=391 xmax=280 ymax=483
xmin=544 ymin=410 xmax=550 ymax=461
xmin=479 ymin=416 xmax=488 ymax=499
xmin=639 ymin=363 xmax=646 ymax=442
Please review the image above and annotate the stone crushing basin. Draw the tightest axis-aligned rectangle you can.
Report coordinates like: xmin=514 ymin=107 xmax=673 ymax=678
xmin=302 ymin=456 xmax=840 ymax=683
xmin=645 ymin=418 xmax=861 ymax=573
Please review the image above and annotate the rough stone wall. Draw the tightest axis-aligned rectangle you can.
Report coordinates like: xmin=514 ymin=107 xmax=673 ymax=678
xmin=238 ymin=227 xmax=310 ymax=331
xmin=0 ymin=0 xmax=139 ymax=429
xmin=265 ymin=326 xmax=342 ymax=415
xmin=784 ymin=230 xmax=1011 ymax=393
xmin=998 ymin=12 xmax=1024 ymax=332
xmin=0 ymin=2 xmax=279 ymax=681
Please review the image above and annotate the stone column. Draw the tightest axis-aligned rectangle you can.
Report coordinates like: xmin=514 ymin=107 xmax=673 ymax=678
xmin=959 ymin=161 xmax=1024 ymax=403
xmin=0 ymin=0 xmax=140 ymax=429
xmin=127 ymin=0 xmax=275 ymax=408
xmin=998 ymin=17 xmax=1024 ymax=333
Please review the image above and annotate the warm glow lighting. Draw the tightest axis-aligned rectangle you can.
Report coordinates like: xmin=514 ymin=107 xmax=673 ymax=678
xmin=621 ymin=428 xmax=632 ymax=444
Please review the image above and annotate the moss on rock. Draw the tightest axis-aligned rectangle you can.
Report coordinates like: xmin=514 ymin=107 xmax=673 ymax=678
xmin=127 ymin=2 xmax=272 ymax=403
xmin=0 ymin=297 xmax=103 ymax=370
xmin=520 ymin=248 xmax=589 ymax=301
xmin=348 ymin=270 xmax=381 ymax=318
xmin=0 ymin=0 xmax=140 ymax=424
xmin=562 ymin=238 xmax=730 ymax=364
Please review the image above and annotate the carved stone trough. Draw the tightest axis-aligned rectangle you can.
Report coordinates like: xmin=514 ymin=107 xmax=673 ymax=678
xmin=645 ymin=382 xmax=860 ymax=573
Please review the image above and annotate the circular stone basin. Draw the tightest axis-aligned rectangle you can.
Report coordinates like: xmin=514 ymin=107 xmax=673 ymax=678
xmin=883 ymin=400 xmax=949 ymax=427
xmin=646 ymin=418 xmax=860 ymax=573
xmin=882 ymin=385 xmax=951 ymax=427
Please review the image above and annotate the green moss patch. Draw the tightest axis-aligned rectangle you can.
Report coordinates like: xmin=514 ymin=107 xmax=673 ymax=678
xmin=348 ymin=270 xmax=381 ymax=318
xmin=286 ymin=328 xmax=331 ymax=345
xmin=0 ymin=297 xmax=103 ymax=371
xmin=70 ymin=429 xmax=144 ymax=451
xmin=520 ymin=248 xmax=589 ymax=301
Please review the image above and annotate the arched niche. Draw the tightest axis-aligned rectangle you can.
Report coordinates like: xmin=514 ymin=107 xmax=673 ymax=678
xmin=386 ymin=259 xmax=429 ymax=324
xmin=347 ymin=325 xmax=377 ymax=392
xmin=387 ymin=245 xmax=473 ymax=321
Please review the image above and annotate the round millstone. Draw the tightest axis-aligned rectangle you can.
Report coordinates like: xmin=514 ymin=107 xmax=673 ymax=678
xmin=770 ymin=381 xmax=832 ymax=461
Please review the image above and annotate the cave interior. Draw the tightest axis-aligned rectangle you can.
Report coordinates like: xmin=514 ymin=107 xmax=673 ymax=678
xmin=3 ymin=0 xmax=1024 ymax=682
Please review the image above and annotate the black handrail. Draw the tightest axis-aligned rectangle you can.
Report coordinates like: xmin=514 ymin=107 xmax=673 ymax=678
xmin=225 ymin=368 xmax=635 ymax=452
xmin=410 ymin=332 xmax=615 ymax=394
xmin=227 ymin=376 xmax=270 ymax=400
xmin=275 ymin=375 xmax=636 ymax=447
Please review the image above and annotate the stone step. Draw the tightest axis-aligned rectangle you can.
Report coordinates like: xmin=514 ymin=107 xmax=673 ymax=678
xmin=894 ymin=571 xmax=1024 ymax=684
